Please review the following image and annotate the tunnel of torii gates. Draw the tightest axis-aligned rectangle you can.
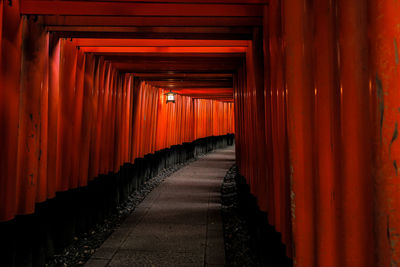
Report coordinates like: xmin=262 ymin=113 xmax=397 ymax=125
xmin=0 ymin=0 xmax=399 ymax=266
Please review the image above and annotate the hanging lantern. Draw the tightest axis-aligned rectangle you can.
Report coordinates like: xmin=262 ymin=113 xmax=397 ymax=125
xmin=165 ymin=90 xmax=177 ymax=103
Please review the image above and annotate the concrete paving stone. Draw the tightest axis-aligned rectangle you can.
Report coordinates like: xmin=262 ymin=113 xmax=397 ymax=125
xmin=86 ymin=146 xmax=235 ymax=267
xmin=138 ymin=206 xmax=208 ymax=225
xmin=205 ymin=244 xmax=225 ymax=266
xmin=155 ymin=191 xmax=210 ymax=202
xmin=108 ymin=249 xmax=204 ymax=267
xmin=205 ymin=232 xmax=225 ymax=265
xmin=206 ymin=220 xmax=224 ymax=233
xmin=157 ymin=184 xmax=211 ymax=195
xmin=121 ymin=208 xmax=149 ymax=228
xmin=139 ymin=189 xmax=162 ymax=208
xmin=207 ymin=207 xmax=222 ymax=219
xmin=207 ymin=222 xmax=223 ymax=233
xmin=85 ymin=258 xmax=109 ymax=267
xmin=91 ymin=247 xmax=118 ymax=260
xmin=121 ymin=223 xmax=206 ymax=252
xmin=89 ymin=227 xmax=135 ymax=260
xmin=152 ymin=198 xmax=209 ymax=210
xmin=208 ymin=196 xmax=222 ymax=204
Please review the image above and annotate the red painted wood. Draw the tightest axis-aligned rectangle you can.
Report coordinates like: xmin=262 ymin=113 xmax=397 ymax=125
xmin=337 ymin=0 xmax=375 ymax=265
xmin=312 ymin=0 xmax=340 ymax=265
xmin=79 ymin=46 xmax=247 ymax=53
xmin=21 ymin=1 xmax=263 ymax=17
xmin=73 ymin=39 xmax=249 ymax=48
xmin=0 ymin=0 xmax=22 ymax=221
xmin=43 ymin=16 xmax=262 ymax=27
xmin=369 ymin=0 xmax=400 ymax=265
xmin=4 ymin=2 xmax=400 ymax=266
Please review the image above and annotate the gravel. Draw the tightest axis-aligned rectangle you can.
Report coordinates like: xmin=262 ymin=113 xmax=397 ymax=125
xmin=221 ymin=165 xmax=259 ymax=266
xmin=221 ymin=165 xmax=293 ymax=267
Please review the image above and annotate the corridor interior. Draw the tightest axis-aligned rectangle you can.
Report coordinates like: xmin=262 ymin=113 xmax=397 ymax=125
xmin=1 ymin=0 xmax=400 ymax=266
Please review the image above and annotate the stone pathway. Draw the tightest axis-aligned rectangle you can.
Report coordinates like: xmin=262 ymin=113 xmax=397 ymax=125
xmin=85 ymin=146 xmax=235 ymax=267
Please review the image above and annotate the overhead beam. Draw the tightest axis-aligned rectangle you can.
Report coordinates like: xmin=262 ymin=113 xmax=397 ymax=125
xmin=72 ymin=39 xmax=250 ymax=47
xmin=53 ymin=31 xmax=253 ymax=40
xmin=79 ymin=46 xmax=247 ymax=53
xmin=114 ymin=61 xmax=241 ymax=72
xmin=43 ymin=16 xmax=262 ymax=27
xmin=185 ymin=96 xmax=233 ymax=100
xmin=140 ymin=78 xmax=232 ymax=82
xmin=102 ymin=53 xmax=245 ymax=58
xmin=147 ymin=80 xmax=233 ymax=88
xmin=48 ymin=26 xmax=254 ymax=40
xmin=21 ymin=1 xmax=263 ymax=17
xmin=172 ymin=88 xmax=233 ymax=91
xmin=133 ymin=73 xmax=233 ymax=79
xmin=109 ymin=55 xmax=244 ymax=62
xmin=62 ymin=0 xmax=267 ymax=3
xmin=110 ymin=56 xmax=243 ymax=72
xmin=47 ymin=26 xmax=252 ymax=34
xmin=172 ymin=88 xmax=233 ymax=94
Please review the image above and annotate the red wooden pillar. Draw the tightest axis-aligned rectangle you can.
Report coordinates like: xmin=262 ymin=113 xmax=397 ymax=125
xmin=89 ymin=57 xmax=102 ymax=180
xmin=284 ymin=0 xmax=316 ymax=265
xmin=248 ymin=27 xmax=268 ymax=213
xmin=79 ymin=53 xmax=95 ymax=186
xmin=71 ymin=49 xmax=85 ymax=188
xmin=369 ymin=0 xmax=400 ymax=265
xmin=47 ymin=36 xmax=60 ymax=198
xmin=107 ymin=69 xmax=117 ymax=172
xmin=16 ymin=17 xmax=48 ymax=214
xmin=100 ymin=63 xmax=111 ymax=174
xmin=115 ymin=75 xmax=122 ymax=171
xmin=0 ymin=0 xmax=22 ymax=221
xmin=265 ymin=2 xmax=278 ymax=229
xmin=337 ymin=0 xmax=375 ymax=265
xmin=313 ymin=0 xmax=340 ymax=266
xmin=267 ymin=0 xmax=292 ymax=254
xmin=56 ymin=39 xmax=78 ymax=191
xmin=37 ymin=32 xmax=50 ymax=203
xmin=125 ymin=75 xmax=132 ymax=163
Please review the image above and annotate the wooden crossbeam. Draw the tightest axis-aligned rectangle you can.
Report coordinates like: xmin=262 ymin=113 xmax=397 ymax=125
xmin=21 ymin=1 xmax=263 ymax=17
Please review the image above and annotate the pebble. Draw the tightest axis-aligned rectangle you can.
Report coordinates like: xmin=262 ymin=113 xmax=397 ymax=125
xmin=221 ymin=165 xmax=259 ymax=266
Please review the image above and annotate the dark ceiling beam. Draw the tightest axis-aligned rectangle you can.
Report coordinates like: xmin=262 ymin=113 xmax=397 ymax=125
xmin=185 ymin=96 xmax=233 ymax=100
xmin=106 ymin=55 xmax=244 ymax=61
xmin=172 ymin=88 xmax=233 ymax=95
xmin=172 ymin=88 xmax=233 ymax=91
xmin=140 ymin=78 xmax=232 ymax=82
xmin=79 ymin=46 xmax=247 ymax=53
xmin=62 ymin=0 xmax=267 ymax=3
xmin=189 ymin=95 xmax=233 ymax=97
xmin=108 ymin=54 xmax=243 ymax=72
xmin=102 ymin=53 xmax=244 ymax=58
xmin=133 ymin=73 xmax=233 ymax=79
xmin=113 ymin=61 xmax=241 ymax=72
xmin=47 ymin=26 xmax=253 ymax=34
xmin=21 ymin=1 xmax=263 ymax=17
xmin=48 ymin=26 xmax=255 ymax=40
xmin=43 ymin=16 xmax=262 ymax=27
xmin=147 ymin=80 xmax=233 ymax=88
xmin=52 ymin=31 xmax=253 ymax=40
xmin=72 ymin=39 xmax=249 ymax=47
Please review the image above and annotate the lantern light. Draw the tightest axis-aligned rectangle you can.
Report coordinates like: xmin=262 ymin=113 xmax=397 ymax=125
xmin=165 ymin=90 xmax=177 ymax=103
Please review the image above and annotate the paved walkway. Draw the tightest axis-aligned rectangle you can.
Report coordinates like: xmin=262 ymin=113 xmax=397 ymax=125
xmin=86 ymin=146 xmax=235 ymax=267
